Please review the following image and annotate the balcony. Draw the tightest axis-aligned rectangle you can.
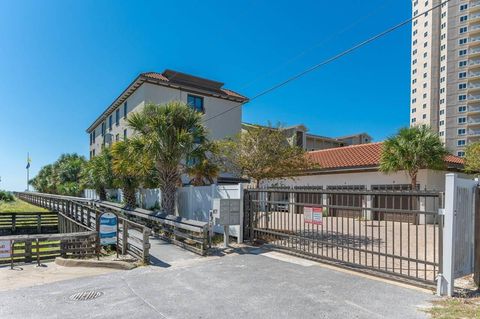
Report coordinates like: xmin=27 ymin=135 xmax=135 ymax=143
xmin=470 ymin=47 xmax=480 ymax=57
xmin=470 ymin=23 xmax=480 ymax=35
xmin=470 ymin=36 xmax=480 ymax=46
xmin=469 ymin=105 xmax=480 ymax=113
xmin=470 ymin=70 xmax=480 ymax=80
xmin=469 ymin=59 xmax=480 ymax=67
xmin=468 ymin=129 xmax=480 ymax=137
xmin=471 ymin=1 xmax=480 ymax=12
xmin=468 ymin=116 xmax=480 ymax=126
xmin=470 ymin=13 xmax=480 ymax=23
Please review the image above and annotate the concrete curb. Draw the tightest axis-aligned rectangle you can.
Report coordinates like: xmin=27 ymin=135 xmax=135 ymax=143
xmin=55 ymin=257 xmax=136 ymax=270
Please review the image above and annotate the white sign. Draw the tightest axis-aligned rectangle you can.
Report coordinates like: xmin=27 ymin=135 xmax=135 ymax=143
xmin=304 ymin=207 xmax=323 ymax=225
xmin=99 ymin=213 xmax=117 ymax=245
xmin=0 ymin=240 xmax=11 ymax=258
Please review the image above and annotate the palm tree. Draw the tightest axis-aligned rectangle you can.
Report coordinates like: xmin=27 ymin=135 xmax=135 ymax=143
xmin=127 ymin=101 xmax=211 ymax=215
xmin=187 ymin=158 xmax=219 ymax=186
xmin=111 ymin=140 xmax=153 ymax=208
xmin=81 ymin=149 xmax=114 ymax=200
xmin=380 ymin=126 xmax=448 ymax=189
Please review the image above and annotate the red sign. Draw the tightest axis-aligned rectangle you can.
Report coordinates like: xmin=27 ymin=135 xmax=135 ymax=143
xmin=304 ymin=206 xmax=323 ymax=225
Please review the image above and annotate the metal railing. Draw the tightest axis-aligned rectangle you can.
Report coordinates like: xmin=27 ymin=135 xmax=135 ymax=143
xmin=244 ymin=188 xmax=443 ymax=286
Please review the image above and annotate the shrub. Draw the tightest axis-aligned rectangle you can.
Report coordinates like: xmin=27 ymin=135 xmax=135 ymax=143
xmin=0 ymin=190 xmax=15 ymax=202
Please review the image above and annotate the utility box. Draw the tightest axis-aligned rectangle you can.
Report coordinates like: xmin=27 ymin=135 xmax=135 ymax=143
xmin=213 ymin=198 xmax=241 ymax=225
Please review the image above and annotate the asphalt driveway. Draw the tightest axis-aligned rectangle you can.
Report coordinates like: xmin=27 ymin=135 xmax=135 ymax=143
xmin=0 ymin=247 xmax=434 ymax=319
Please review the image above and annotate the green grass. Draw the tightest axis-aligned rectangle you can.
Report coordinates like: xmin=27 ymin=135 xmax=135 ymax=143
xmin=0 ymin=199 xmax=49 ymax=213
xmin=425 ymin=298 xmax=480 ymax=319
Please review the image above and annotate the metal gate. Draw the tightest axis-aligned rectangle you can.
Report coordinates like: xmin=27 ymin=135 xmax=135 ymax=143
xmin=244 ymin=187 xmax=443 ymax=285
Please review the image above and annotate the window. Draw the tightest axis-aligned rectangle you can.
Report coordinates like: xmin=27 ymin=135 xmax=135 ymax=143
xmin=115 ymin=108 xmax=120 ymax=126
xmin=459 ymin=49 xmax=467 ymax=56
xmin=459 ymin=94 xmax=467 ymax=101
xmin=423 ymin=93 xmax=427 ymax=99
xmin=101 ymin=122 xmax=105 ymax=136
xmin=413 ymin=20 xmax=418 ymax=26
xmin=423 ymin=52 xmax=427 ymax=58
xmin=441 ymin=44 xmax=446 ymax=51
xmin=89 ymin=132 xmax=93 ymax=145
xmin=457 ymin=140 xmax=466 ymax=146
xmin=439 ymin=120 xmax=445 ymax=126
xmin=458 ymin=117 xmax=467 ymax=124
xmin=423 ymin=103 xmax=427 ymax=109
xmin=441 ymin=76 xmax=446 ymax=82
xmin=108 ymin=115 xmax=112 ymax=130
xmin=412 ymin=78 xmax=417 ymax=84
xmin=459 ymin=83 xmax=467 ymax=89
xmin=460 ymin=4 xmax=468 ymax=11
xmin=123 ymin=129 xmax=127 ymax=140
xmin=92 ymin=130 xmax=96 ymax=144
xmin=440 ymin=87 xmax=445 ymax=93
xmin=187 ymin=95 xmax=204 ymax=112
xmin=413 ymin=69 xmax=417 ymax=74
xmin=423 ymin=42 xmax=428 ymax=48
xmin=460 ymin=26 xmax=468 ymax=34
xmin=459 ymin=38 xmax=468 ymax=45
xmin=123 ymin=101 xmax=128 ymax=119
xmin=424 ymin=31 xmax=428 ymax=37
xmin=92 ymin=149 xmax=95 ymax=157
xmin=412 ymin=98 xmax=417 ymax=103
xmin=412 ymin=108 xmax=417 ymax=113
xmin=413 ymin=59 xmax=417 ymax=65
xmin=440 ymin=66 xmax=445 ymax=72
xmin=115 ymin=134 xmax=119 ymax=142
xmin=440 ymin=109 xmax=445 ymax=115
xmin=423 ymin=73 xmax=428 ymax=78
xmin=424 ymin=62 xmax=428 ymax=68
xmin=413 ymin=39 xmax=418 ymax=46
xmin=412 ymin=88 xmax=417 ymax=94
xmin=440 ymin=98 xmax=445 ymax=104
xmin=422 ymin=114 xmax=427 ymax=119
xmin=413 ymin=49 xmax=417 ymax=55
xmin=441 ymin=22 xmax=446 ymax=29
xmin=441 ymin=55 xmax=446 ymax=61
xmin=440 ymin=131 xmax=445 ymax=137
xmin=411 ymin=118 xmax=417 ymax=123
xmin=413 ymin=30 xmax=418 ymax=36
xmin=459 ymin=106 xmax=467 ymax=112
xmin=424 ymin=83 xmax=428 ymax=89
xmin=458 ymin=128 xmax=466 ymax=135
xmin=441 ymin=34 xmax=446 ymax=40
xmin=424 ymin=21 xmax=428 ymax=27
xmin=457 ymin=151 xmax=466 ymax=157
xmin=459 ymin=60 xmax=467 ymax=67
xmin=459 ymin=72 xmax=467 ymax=79
xmin=460 ymin=15 xmax=468 ymax=22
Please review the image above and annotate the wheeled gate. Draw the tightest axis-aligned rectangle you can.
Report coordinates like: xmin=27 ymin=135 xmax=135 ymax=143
xmin=244 ymin=187 xmax=443 ymax=286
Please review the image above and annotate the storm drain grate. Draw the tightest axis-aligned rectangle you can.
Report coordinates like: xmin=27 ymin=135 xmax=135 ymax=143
xmin=69 ymin=290 xmax=103 ymax=301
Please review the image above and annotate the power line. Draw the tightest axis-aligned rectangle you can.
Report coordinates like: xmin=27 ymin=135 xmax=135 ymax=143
xmin=204 ymin=0 xmax=451 ymax=124
xmin=238 ymin=0 xmax=394 ymax=90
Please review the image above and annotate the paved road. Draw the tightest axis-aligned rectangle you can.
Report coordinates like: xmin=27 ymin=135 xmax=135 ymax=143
xmin=0 ymin=244 xmax=434 ymax=319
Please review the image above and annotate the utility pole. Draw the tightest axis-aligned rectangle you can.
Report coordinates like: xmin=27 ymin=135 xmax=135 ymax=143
xmin=26 ymin=153 xmax=30 ymax=192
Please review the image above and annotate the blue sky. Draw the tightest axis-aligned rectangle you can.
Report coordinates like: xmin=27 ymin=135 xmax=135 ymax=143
xmin=0 ymin=0 xmax=411 ymax=191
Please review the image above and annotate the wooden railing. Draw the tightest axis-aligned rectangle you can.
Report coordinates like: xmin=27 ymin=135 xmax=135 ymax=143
xmin=0 ymin=212 xmax=58 ymax=235
xmin=0 ymin=231 xmax=97 ymax=265
xmin=15 ymin=192 xmax=151 ymax=264
xmin=98 ymin=201 xmax=210 ymax=256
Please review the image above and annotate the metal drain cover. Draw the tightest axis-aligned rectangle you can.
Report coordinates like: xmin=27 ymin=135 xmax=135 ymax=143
xmin=69 ymin=290 xmax=103 ymax=301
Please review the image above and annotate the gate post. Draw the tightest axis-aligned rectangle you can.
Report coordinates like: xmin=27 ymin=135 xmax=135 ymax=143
xmin=474 ymin=186 xmax=480 ymax=287
xmin=437 ymin=173 xmax=456 ymax=297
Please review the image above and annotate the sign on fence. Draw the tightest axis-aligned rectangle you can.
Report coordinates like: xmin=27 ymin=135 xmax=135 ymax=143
xmin=99 ymin=213 xmax=117 ymax=245
xmin=0 ymin=240 xmax=11 ymax=258
xmin=304 ymin=207 xmax=323 ymax=225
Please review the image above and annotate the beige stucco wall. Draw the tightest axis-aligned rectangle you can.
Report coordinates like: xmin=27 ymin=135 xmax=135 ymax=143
xmin=89 ymin=82 xmax=242 ymax=156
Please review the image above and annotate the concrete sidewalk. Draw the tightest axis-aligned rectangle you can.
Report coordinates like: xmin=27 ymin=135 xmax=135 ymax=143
xmin=0 ymin=248 xmax=434 ymax=319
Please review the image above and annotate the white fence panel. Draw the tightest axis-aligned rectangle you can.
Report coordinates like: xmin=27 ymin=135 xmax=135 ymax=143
xmin=438 ymin=173 xmax=478 ymax=296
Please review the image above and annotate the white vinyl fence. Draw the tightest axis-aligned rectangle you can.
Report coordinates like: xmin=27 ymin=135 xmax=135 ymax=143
xmin=438 ymin=173 xmax=479 ymax=296
xmin=85 ymin=184 xmax=244 ymax=243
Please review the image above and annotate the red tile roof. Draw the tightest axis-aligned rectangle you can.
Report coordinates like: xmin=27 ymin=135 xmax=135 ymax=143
xmin=307 ymin=142 xmax=464 ymax=171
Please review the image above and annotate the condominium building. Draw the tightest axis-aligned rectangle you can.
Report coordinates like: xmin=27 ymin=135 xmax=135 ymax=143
xmin=410 ymin=0 xmax=480 ymax=157
xmin=241 ymin=122 xmax=372 ymax=151
xmin=87 ymin=70 xmax=248 ymax=158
